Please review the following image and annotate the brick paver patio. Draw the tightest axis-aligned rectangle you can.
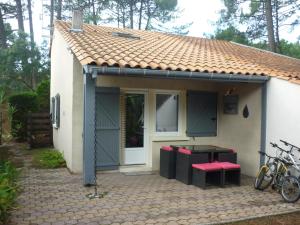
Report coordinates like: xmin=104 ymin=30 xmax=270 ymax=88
xmin=10 ymin=166 xmax=300 ymax=225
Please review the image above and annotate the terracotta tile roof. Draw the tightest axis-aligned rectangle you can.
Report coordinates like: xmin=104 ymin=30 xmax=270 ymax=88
xmin=54 ymin=20 xmax=300 ymax=83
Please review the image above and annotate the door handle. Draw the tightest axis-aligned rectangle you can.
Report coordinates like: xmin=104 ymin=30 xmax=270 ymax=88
xmin=211 ymin=118 xmax=216 ymax=121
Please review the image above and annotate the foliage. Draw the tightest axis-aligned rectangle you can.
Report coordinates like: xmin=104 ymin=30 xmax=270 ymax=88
xmin=8 ymin=92 xmax=38 ymax=140
xmin=211 ymin=27 xmax=300 ymax=60
xmin=217 ymin=0 xmax=300 ymax=52
xmin=211 ymin=26 xmax=250 ymax=45
xmin=32 ymin=149 xmax=66 ymax=169
xmin=48 ymin=0 xmax=190 ymax=35
xmin=0 ymin=88 xmax=5 ymax=105
xmin=278 ymin=40 xmax=300 ymax=59
xmin=0 ymin=161 xmax=19 ymax=223
xmin=36 ymin=79 xmax=50 ymax=112
xmin=0 ymin=32 xmax=49 ymax=93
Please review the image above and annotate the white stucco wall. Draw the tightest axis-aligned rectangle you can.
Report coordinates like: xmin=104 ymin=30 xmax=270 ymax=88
xmin=51 ymin=30 xmax=83 ymax=173
xmin=266 ymin=78 xmax=300 ymax=159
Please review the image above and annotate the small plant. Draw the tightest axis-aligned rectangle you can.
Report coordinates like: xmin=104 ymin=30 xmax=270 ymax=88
xmin=32 ymin=149 xmax=66 ymax=169
xmin=0 ymin=161 xmax=19 ymax=223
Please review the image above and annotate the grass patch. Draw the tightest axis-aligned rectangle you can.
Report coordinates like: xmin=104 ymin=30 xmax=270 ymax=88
xmin=32 ymin=149 xmax=66 ymax=169
xmin=0 ymin=161 xmax=19 ymax=224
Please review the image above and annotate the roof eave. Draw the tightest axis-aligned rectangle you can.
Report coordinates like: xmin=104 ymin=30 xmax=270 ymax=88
xmin=83 ymin=66 xmax=270 ymax=83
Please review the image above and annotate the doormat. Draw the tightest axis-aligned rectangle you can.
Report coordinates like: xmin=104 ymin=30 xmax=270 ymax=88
xmin=122 ymin=171 xmax=157 ymax=176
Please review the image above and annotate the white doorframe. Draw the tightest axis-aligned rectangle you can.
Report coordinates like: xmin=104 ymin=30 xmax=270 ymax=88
xmin=123 ymin=90 xmax=149 ymax=165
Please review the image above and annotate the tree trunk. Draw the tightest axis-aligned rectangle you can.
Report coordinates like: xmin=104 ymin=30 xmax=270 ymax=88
xmin=92 ymin=0 xmax=97 ymax=25
xmin=265 ymin=0 xmax=276 ymax=52
xmin=138 ymin=0 xmax=143 ymax=30
xmin=122 ymin=10 xmax=126 ymax=28
xmin=15 ymin=0 xmax=24 ymax=32
xmin=0 ymin=8 xmax=7 ymax=48
xmin=274 ymin=0 xmax=281 ymax=53
xmin=57 ymin=0 xmax=62 ymax=20
xmin=27 ymin=0 xmax=34 ymax=45
xmin=27 ymin=0 xmax=36 ymax=89
xmin=117 ymin=1 xmax=120 ymax=28
xmin=50 ymin=0 xmax=54 ymax=49
xmin=129 ymin=0 xmax=134 ymax=29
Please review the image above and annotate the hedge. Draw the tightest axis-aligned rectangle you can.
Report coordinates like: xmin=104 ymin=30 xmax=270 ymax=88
xmin=8 ymin=92 xmax=38 ymax=140
xmin=36 ymin=79 xmax=50 ymax=112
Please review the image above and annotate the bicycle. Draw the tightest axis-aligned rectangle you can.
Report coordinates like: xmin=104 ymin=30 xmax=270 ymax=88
xmin=278 ymin=140 xmax=300 ymax=203
xmin=254 ymin=151 xmax=277 ymax=190
xmin=254 ymin=142 xmax=289 ymax=191
xmin=254 ymin=142 xmax=300 ymax=203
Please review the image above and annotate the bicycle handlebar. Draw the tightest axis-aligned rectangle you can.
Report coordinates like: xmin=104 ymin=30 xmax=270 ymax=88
xmin=258 ymin=151 xmax=275 ymax=159
xmin=280 ymin=139 xmax=300 ymax=151
xmin=270 ymin=142 xmax=291 ymax=154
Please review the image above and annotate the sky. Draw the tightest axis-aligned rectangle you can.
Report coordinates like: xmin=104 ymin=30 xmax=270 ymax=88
xmin=10 ymin=0 xmax=300 ymax=45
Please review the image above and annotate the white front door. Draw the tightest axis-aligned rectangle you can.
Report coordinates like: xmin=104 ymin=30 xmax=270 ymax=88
xmin=124 ymin=92 xmax=147 ymax=165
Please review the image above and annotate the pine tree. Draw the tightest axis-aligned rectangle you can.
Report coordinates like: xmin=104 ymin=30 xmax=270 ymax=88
xmin=218 ymin=0 xmax=300 ymax=52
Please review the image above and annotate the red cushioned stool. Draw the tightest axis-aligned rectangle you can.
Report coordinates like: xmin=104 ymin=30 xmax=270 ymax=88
xmin=219 ymin=162 xmax=241 ymax=186
xmin=175 ymin=148 xmax=209 ymax=185
xmin=160 ymin=146 xmax=177 ymax=179
xmin=192 ymin=163 xmax=223 ymax=189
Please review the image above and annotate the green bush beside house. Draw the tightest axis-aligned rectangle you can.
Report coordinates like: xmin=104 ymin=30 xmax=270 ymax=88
xmin=0 ymin=161 xmax=19 ymax=224
xmin=8 ymin=92 xmax=38 ymax=140
xmin=7 ymin=79 xmax=50 ymax=141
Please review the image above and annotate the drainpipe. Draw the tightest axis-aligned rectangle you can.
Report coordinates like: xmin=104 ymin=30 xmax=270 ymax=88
xmin=260 ymin=82 xmax=268 ymax=166
xmin=82 ymin=69 xmax=96 ymax=186
xmin=84 ymin=66 xmax=270 ymax=83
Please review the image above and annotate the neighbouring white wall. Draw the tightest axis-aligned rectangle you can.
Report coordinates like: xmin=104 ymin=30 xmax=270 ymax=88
xmin=51 ymin=30 xmax=83 ymax=173
xmin=97 ymin=76 xmax=262 ymax=176
xmin=71 ymin=57 xmax=84 ymax=172
xmin=266 ymin=78 xmax=300 ymax=159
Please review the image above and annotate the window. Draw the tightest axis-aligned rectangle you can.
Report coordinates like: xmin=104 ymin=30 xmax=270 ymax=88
xmin=51 ymin=94 xmax=60 ymax=128
xmin=156 ymin=93 xmax=179 ymax=133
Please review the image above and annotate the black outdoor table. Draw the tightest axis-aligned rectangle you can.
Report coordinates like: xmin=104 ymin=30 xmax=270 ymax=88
xmin=172 ymin=145 xmax=236 ymax=162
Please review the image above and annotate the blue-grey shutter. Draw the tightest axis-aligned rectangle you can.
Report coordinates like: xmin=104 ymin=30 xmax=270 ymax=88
xmin=186 ymin=91 xmax=217 ymax=137
xmin=95 ymin=87 xmax=120 ymax=170
xmin=55 ymin=94 xmax=60 ymax=128
xmin=51 ymin=97 xmax=55 ymax=125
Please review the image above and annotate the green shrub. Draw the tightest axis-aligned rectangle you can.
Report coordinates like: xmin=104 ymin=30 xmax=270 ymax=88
xmin=8 ymin=92 xmax=38 ymax=140
xmin=0 ymin=161 xmax=19 ymax=223
xmin=36 ymin=79 xmax=50 ymax=112
xmin=32 ymin=149 xmax=66 ymax=169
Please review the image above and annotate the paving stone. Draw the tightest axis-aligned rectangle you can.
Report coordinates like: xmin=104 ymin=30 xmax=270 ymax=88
xmin=8 ymin=157 xmax=300 ymax=225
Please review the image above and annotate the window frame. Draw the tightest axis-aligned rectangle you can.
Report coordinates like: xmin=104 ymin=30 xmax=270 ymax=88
xmin=51 ymin=94 xmax=60 ymax=129
xmin=154 ymin=90 xmax=181 ymax=136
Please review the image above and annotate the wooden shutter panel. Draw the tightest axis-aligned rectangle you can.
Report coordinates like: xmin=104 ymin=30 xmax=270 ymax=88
xmin=55 ymin=94 xmax=60 ymax=128
xmin=95 ymin=87 xmax=120 ymax=169
xmin=186 ymin=91 xmax=217 ymax=137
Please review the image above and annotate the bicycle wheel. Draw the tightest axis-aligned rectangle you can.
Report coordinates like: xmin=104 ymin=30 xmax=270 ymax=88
xmin=281 ymin=175 xmax=300 ymax=203
xmin=254 ymin=163 xmax=276 ymax=190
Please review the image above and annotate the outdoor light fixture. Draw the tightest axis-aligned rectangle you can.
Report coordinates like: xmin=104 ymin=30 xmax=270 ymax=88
xmin=243 ymin=105 xmax=249 ymax=118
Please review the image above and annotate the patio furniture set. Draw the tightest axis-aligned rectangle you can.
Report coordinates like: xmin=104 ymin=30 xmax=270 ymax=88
xmin=160 ymin=145 xmax=241 ymax=189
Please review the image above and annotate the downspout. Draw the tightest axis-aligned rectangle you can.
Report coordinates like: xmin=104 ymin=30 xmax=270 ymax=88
xmin=260 ymin=82 xmax=268 ymax=166
xmin=86 ymin=66 xmax=270 ymax=83
xmin=82 ymin=66 xmax=97 ymax=186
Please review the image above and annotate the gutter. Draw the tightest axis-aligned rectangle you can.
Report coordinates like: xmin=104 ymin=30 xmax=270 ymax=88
xmin=84 ymin=66 xmax=270 ymax=83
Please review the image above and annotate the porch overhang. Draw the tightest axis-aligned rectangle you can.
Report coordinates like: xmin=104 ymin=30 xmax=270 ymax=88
xmin=83 ymin=66 xmax=270 ymax=83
